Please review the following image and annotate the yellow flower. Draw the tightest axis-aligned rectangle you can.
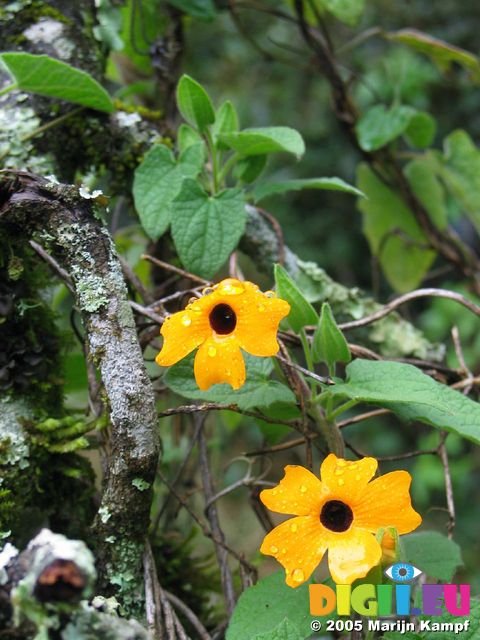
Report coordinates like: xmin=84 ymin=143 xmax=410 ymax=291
xmin=155 ymin=278 xmax=290 ymax=390
xmin=260 ymin=454 xmax=421 ymax=587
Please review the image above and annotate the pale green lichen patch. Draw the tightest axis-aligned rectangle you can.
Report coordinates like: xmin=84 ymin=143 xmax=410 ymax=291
xmin=73 ymin=271 xmax=109 ymax=312
xmin=131 ymin=478 xmax=150 ymax=492
xmin=107 ymin=538 xmax=144 ymax=617
xmin=0 ymin=397 xmax=31 ymax=469
xmin=0 ymin=98 xmax=53 ymax=173
xmin=98 ymin=506 xmax=112 ymax=524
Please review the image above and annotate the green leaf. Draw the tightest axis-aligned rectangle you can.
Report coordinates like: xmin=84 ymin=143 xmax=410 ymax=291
xmin=253 ymin=177 xmax=364 ymax=202
xmin=330 ymin=359 xmax=480 ymax=444
xmin=274 ymin=264 xmax=318 ymax=333
xmin=219 ymin=127 xmax=305 ymax=158
xmin=213 ymin=100 xmax=239 ymax=149
xmin=164 ymin=354 xmax=295 ymax=410
xmin=133 ymin=143 xmax=204 ymax=240
xmin=356 ymin=104 xmax=417 ymax=152
xmin=401 ymin=531 xmax=463 ymax=582
xmin=404 ymin=157 xmax=448 ymax=230
xmin=386 ymin=29 xmax=480 ymax=82
xmin=176 ymin=74 xmax=215 ymax=131
xmin=438 ymin=130 xmax=480 ymax=234
xmin=0 ymin=52 xmax=113 ymax=112
xmin=312 ymin=303 xmax=351 ymax=372
xmin=166 ymin=0 xmax=217 ymax=20
xmin=226 ymin=572 xmax=314 ymax=640
xmin=321 ymin=0 xmax=366 ymax=26
xmin=404 ymin=112 xmax=436 ymax=148
xmin=417 ymin=599 xmax=480 ymax=640
xmin=357 ymin=163 xmax=435 ymax=292
xmin=252 ymin=618 xmax=303 ymax=640
xmin=171 ymin=180 xmax=247 ymax=279
xmin=177 ymin=123 xmax=203 ymax=152
xmin=233 ymin=155 xmax=268 ymax=184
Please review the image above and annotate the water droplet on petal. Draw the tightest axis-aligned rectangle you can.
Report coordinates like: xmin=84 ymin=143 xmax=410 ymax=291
xmin=290 ymin=523 xmax=298 ymax=533
xmin=281 ymin=548 xmax=287 ymax=555
xmin=292 ymin=569 xmax=304 ymax=583
xmin=300 ymin=485 xmax=307 ymax=493
xmin=188 ymin=297 xmax=198 ymax=305
xmin=270 ymin=545 xmax=279 ymax=553
xmin=334 ymin=468 xmax=343 ymax=476
xmin=218 ymin=279 xmax=245 ymax=295
xmin=181 ymin=314 xmax=191 ymax=327
xmin=355 ymin=474 xmax=361 ymax=481
xmin=258 ymin=303 xmax=266 ymax=312
xmin=337 ymin=459 xmax=347 ymax=467
xmin=264 ymin=290 xmax=276 ymax=298
xmin=202 ymin=286 xmax=215 ymax=296
xmin=338 ymin=478 xmax=345 ymax=486
xmin=208 ymin=346 xmax=217 ymax=357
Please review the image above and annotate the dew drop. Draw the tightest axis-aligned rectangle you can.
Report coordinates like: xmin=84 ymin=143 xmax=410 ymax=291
xmin=202 ymin=286 xmax=215 ymax=296
xmin=355 ymin=474 xmax=361 ymax=481
xmin=292 ymin=569 xmax=304 ymax=583
xmin=208 ymin=346 xmax=217 ymax=357
xmin=334 ymin=468 xmax=343 ymax=476
xmin=271 ymin=489 xmax=278 ymax=495
xmin=290 ymin=523 xmax=298 ymax=533
xmin=218 ymin=279 xmax=245 ymax=295
xmin=270 ymin=545 xmax=279 ymax=553
xmin=181 ymin=314 xmax=191 ymax=327
xmin=188 ymin=297 xmax=198 ymax=305
xmin=338 ymin=478 xmax=345 ymax=486
xmin=281 ymin=548 xmax=287 ymax=555
xmin=337 ymin=459 xmax=347 ymax=467
xmin=264 ymin=290 xmax=276 ymax=298
xmin=258 ymin=303 xmax=266 ymax=312
xmin=300 ymin=485 xmax=307 ymax=493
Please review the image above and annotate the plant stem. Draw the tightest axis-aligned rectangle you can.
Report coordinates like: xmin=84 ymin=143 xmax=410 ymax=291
xmin=20 ymin=106 xmax=84 ymax=143
xmin=327 ymin=398 xmax=358 ymax=421
xmin=217 ymin=151 xmax=240 ymax=184
xmin=300 ymin=327 xmax=317 ymax=396
xmin=0 ymin=82 xmax=17 ymax=98
xmin=204 ymin=128 xmax=219 ymax=194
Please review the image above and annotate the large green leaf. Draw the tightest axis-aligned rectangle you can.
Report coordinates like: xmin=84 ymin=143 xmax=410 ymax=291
xmin=331 ymin=359 xmax=480 ymax=444
xmin=253 ymin=177 xmax=364 ymax=202
xmin=404 ymin=157 xmax=448 ymax=230
xmin=401 ymin=531 xmax=463 ymax=582
xmin=171 ymin=180 xmax=247 ymax=278
xmin=166 ymin=0 xmax=217 ymax=20
xmin=438 ymin=130 xmax=480 ymax=234
xmin=164 ymin=354 xmax=295 ymax=410
xmin=386 ymin=29 xmax=480 ymax=82
xmin=252 ymin=619 xmax=303 ymax=640
xmin=176 ymin=74 xmax=215 ymax=131
xmin=383 ymin=599 xmax=480 ymax=640
xmin=226 ymin=572 xmax=313 ymax=640
xmin=320 ymin=0 xmax=365 ymax=26
xmin=219 ymin=127 xmax=305 ymax=158
xmin=133 ymin=143 xmax=204 ymax=240
xmin=274 ymin=264 xmax=318 ymax=333
xmin=0 ymin=52 xmax=113 ymax=112
xmin=404 ymin=112 xmax=437 ymax=149
xmin=356 ymin=104 xmax=416 ymax=152
xmin=357 ymin=164 xmax=436 ymax=292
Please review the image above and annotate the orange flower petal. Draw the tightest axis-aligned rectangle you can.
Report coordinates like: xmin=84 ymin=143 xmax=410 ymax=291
xmin=234 ymin=284 xmax=290 ymax=356
xmin=260 ymin=466 xmax=325 ymax=516
xmin=194 ymin=336 xmax=245 ymax=390
xmin=327 ymin=528 xmax=382 ymax=584
xmin=353 ymin=471 xmax=422 ymax=534
xmin=156 ymin=309 xmax=209 ymax=367
xmin=260 ymin=516 xmax=327 ymax=588
xmin=320 ymin=454 xmax=378 ymax=502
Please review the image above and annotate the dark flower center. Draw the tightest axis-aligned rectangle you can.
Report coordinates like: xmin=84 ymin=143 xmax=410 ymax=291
xmin=209 ymin=304 xmax=237 ymax=335
xmin=320 ymin=500 xmax=353 ymax=532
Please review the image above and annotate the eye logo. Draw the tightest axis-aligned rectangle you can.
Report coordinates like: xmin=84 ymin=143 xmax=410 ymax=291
xmin=385 ymin=562 xmax=423 ymax=582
